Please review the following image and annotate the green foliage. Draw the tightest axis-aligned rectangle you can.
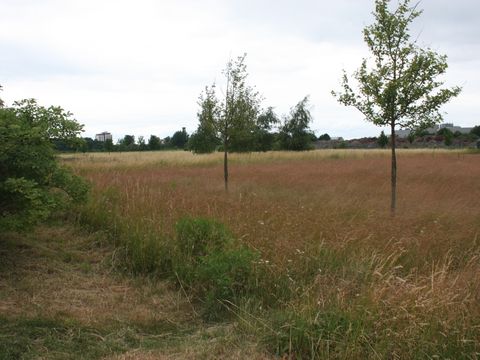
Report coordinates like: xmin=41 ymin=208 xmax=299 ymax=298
xmin=318 ymin=133 xmax=331 ymax=141
xmin=278 ymin=96 xmax=314 ymax=151
xmin=137 ymin=135 xmax=147 ymax=151
xmin=0 ymin=316 xmax=177 ymax=359
xmin=104 ymin=138 xmax=114 ymax=152
xmin=377 ymin=130 xmax=389 ymax=148
xmin=262 ymin=309 xmax=372 ymax=359
xmin=333 ymin=0 xmax=461 ymax=132
xmin=173 ymin=217 xmax=258 ymax=320
xmin=333 ymin=0 xmax=461 ymax=212
xmin=0 ymin=99 xmax=88 ymax=231
xmin=437 ymin=127 xmax=454 ymax=146
xmin=470 ymin=125 xmax=480 ymax=137
xmin=176 ymin=217 xmax=233 ymax=259
xmin=148 ymin=135 xmax=161 ymax=150
xmin=13 ymin=98 xmax=84 ymax=148
xmin=219 ymin=54 xmax=262 ymax=153
xmin=253 ymin=107 xmax=279 ymax=151
xmin=170 ymin=128 xmax=189 ymax=149
xmin=190 ymin=85 xmax=220 ymax=154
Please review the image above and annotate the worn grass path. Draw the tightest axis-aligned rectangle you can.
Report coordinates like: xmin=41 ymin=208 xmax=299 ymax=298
xmin=0 ymin=224 xmax=269 ymax=359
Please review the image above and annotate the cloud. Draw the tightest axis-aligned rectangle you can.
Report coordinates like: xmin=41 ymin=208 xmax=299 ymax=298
xmin=0 ymin=0 xmax=477 ymax=140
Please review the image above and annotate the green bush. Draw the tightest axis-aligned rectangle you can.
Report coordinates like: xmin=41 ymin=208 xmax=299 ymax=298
xmin=0 ymin=103 xmax=87 ymax=231
xmin=176 ymin=217 xmax=233 ymax=259
xmin=197 ymin=247 xmax=258 ymax=320
xmin=173 ymin=217 xmax=258 ymax=320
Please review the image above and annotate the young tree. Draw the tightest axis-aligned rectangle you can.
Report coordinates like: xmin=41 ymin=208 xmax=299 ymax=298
xmin=217 ymin=54 xmax=261 ymax=190
xmin=333 ymin=0 xmax=461 ymax=214
xmin=278 ymin=96 xmax=314 ymax=151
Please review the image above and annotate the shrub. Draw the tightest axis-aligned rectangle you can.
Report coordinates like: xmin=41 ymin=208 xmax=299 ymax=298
xmin=173 ymin=216 xmax=259 ymax=320
xmin=0 ymin=103 xmax=87 ymax=231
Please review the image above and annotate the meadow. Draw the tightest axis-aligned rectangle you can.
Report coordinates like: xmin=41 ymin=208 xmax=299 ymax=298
xmin=67 ymin=149 xmax=479 ymax=358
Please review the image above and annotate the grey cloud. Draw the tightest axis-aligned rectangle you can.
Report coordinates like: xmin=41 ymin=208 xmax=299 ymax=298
xmin=0 ymin=42 xmax=89 ymax=80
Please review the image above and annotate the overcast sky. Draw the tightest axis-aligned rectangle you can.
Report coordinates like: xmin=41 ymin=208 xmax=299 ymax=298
xmin=1 ymin=0 xmax=478 ymax=140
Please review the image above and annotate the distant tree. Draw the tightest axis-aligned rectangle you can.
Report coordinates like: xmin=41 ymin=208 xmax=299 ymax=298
xmin=377 ymin=130 xmax=389 ymax=148
xmin=104 ymin=138 xmax=114 ymax=152
xmin=470 ymin=125 xmax=480 ymax=137
xmin=278 ymin=96 xmax=314 ymax=151
xmin=171 ymin=128 xmax=189 ymax=149
xmin=318 ymin=133 xmax=331 ymax=141
xmin=253 ymin=107 xmax=279 ymax=151
xmin=407 ymin=132 xmax=415 ymax=144
xmin=148 ymin=135 xmax=161 ymax=150
xmin=137 ymin=136 xmax=147 ymax=151
xmin=123 ymin=135 xmax=135 ymax=147
xmin=333 ymin=0 xmax=461 ymax=214
xmin=0 ymin=99 xmax=88 ymax=231
xmin=437 ymin=127 xmax=454 ymax=146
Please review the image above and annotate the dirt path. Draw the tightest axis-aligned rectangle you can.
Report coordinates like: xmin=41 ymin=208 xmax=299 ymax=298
xmin=0 ymin=225 xmax=267 ymax=359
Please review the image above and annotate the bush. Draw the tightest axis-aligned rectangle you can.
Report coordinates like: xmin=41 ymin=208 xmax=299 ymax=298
xmin=173 ymin=217 xmax=258 ymax=320
xmin=0 ymin=103 xmax=87 ymax=231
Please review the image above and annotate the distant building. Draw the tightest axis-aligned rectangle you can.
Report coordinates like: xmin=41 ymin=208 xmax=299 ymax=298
xmin=397 ymin=123 xmax=473 ymax=138
xmin=95 ymin=132 xmax=112 ymax=142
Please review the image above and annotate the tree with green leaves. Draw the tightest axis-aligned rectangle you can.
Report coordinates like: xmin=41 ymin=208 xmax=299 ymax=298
xmin=471 ymin=125 xmax=480 ymax=138
xmin=189 ymin=85 xmax=220 ymax=154
xmin=253 ymin=107 xmax=279 ymax=151
xmin=318 ymin=133 xmax=331 ymax=141
xmin=217 ymin=54 xmax=261 ymax=190
xmin=137 ymin=135 xmax=147 ymax=151
xmin=378 ymin=130 xmax=389 ymax=148
xmin=278 ymin=96 xmax=314 ymax=151
xmin=171 ymin=127 xmax=189 ymax=149
xmin=0 ymin=96 xmax=88 ymax=231
xmin=333 ymin=0 xmax=461 ymax=214
xmin=148 ymin=135 xmax=161 ymax=150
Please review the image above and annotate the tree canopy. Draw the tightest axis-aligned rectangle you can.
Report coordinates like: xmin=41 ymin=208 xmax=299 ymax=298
xmin=333 ymin=0 xmax=461 ymax=213
xmin=278 ymin=96 xmax=314 ymax=151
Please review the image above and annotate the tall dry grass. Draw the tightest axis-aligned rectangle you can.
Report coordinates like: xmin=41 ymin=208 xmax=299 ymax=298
xmin=69 ymin=149 xmax=480 ymax=358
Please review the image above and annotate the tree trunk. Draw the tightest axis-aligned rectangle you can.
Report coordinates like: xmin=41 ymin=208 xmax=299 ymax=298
xmin=224 ymin=145 xmax=228 ymax=192
xmin=390 ymin=122 xmax=397 ymax=216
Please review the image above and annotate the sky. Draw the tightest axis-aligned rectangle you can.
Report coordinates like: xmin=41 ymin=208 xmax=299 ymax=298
xmin=0 ymin=0 xmax=478 ymax=140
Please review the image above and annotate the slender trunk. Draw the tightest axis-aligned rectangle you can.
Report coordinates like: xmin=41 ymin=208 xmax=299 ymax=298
xmin=224 ymin=143 xmax=228 ymax=192
xmin=224 ymin=70 xmax=230 ymax=193
xmin=390 ymin=122 xmax=397 ymax=216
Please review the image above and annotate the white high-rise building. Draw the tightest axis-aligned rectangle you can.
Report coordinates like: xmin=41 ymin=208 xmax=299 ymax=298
xmin=95 ymin=132 xmax=112 ymax=142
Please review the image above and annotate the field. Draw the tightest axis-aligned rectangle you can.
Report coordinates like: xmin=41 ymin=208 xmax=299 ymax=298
xmin=3 ymin=149 xmax=479 ymax=358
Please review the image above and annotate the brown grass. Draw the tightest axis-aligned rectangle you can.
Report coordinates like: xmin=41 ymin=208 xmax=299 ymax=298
xmin=66 ymin=149 xmax=480 ymax=357
xmin=0 ymin=226 xmax=193 ymax=326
